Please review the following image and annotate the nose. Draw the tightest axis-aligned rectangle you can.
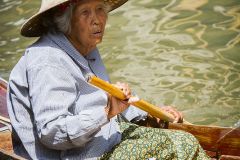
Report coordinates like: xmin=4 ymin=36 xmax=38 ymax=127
xmin=91 ymin=11 xmax=100 ymax=25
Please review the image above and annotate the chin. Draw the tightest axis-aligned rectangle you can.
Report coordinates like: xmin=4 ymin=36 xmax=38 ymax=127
xmin=95 ymin=39 xmax=102 ymax=44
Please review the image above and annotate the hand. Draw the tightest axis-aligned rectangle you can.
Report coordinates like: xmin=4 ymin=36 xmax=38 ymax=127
xmin=145 ymin=106 xmax=183 ymax=128
xmin=105 ymin=82 xmax=135 ymax=119
xmin=161 ymin=106 xmax=183 ymax=123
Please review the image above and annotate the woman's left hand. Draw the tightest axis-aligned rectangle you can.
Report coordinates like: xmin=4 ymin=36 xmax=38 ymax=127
xmin=161 ymin=106 xmax=183 ymax=123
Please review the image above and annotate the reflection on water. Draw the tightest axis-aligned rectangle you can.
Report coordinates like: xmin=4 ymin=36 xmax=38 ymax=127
xmin=0 ymin=0 xmax=239 ymax=127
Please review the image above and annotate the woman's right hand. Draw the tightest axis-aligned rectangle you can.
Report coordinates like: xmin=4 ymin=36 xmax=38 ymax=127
xmin=105 ymin=82 xmax=132 ymax=119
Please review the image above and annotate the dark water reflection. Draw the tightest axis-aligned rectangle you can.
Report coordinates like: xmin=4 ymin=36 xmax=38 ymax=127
xmin=0 ymin=0 xmax=239 ymax=127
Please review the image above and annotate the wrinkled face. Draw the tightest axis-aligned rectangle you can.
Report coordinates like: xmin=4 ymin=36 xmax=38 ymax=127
xmin=67 ymin=0 xmax=108 ymax=54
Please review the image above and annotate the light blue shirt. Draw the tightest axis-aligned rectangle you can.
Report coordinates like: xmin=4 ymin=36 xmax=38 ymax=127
xmin=7 ymin=32 xmax=147 ymax=160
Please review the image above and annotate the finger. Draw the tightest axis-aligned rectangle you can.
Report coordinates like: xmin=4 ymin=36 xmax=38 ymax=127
xmin=156 ymin=117 xmax=161 ymax=124
xmin=128 ymin=96 xmax=140 ymax=104
xmin=114 ymin=83 xmax=127 ymax=95
xmin=162 ymin=106 xmax=172 ymax=111
xmin=119 ymin=99 xmax=128 ymax=105
xmin=178 ymin=112 xmax=183 ymax=123
xmin=161 ymin=106 xmax=171 ymax=113
xmin=161 ymin=106 xmax=173 ymax=115
xmin=124 ymin=87 xmax=131 ymax=98
xmin=118 ymin=100 xmax=130 ymax=111
xmin=114 ymin=82 xmax=123 ymax=90
xmin=163 ymin=106 xmax=181 ymax=123
xmin=171 ymin=111 xmax=181 ymax=123
xmin=113 ymin=83 xmax=121 ymax=90
xmin=122 ymin=84 xmax=128 ymax=95
xmin=119 ymin=83 xmax=131 ymax=98
xmin=115 ymin=82 xmax=127 ymax=92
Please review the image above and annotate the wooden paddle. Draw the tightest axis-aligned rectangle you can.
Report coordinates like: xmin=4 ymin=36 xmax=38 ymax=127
xmin=87 ymin=75 xmax=192 ymax=124
xmin=87 ymin=75 xmax=240 ymax=157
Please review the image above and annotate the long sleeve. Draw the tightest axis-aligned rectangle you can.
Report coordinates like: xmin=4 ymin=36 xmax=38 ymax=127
xmin=28 ymin=65 xmax=109 ymax=150
xmin=121 ymin=105 xmax=148 ymax=122
xmin=7 ymin=32 xmax=122 ymax=159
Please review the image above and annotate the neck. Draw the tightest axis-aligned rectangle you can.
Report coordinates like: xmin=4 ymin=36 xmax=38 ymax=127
xmin=66 ymin=35 xmax=95 ymax=56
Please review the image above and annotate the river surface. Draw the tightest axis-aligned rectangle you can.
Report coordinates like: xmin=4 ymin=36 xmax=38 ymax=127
xmin=0 ymin=0 xmax=239 ymax=127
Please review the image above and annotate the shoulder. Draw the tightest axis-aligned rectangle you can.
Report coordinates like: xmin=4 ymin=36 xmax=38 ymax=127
xmin=24 ymin=35 xmax=74 ymax=72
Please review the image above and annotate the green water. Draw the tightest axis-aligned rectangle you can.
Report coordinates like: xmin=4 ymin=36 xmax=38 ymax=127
xmin=0 ymin=0 xmax=239 ymax=127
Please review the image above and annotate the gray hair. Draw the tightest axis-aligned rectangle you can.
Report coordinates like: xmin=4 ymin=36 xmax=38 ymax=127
xmin=52 ymin=2 xmax=111 ymax=34
xmin=53 ymin=5 xmax=74 ymax=34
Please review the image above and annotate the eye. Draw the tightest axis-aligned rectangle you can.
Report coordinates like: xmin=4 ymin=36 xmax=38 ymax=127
xmin=81 ymin=9 xmax=89 ymax=16
xmin=97 ymin=6 xmax=103 ymax=11
xmin=96 ymin=5 xmax=107 ymax=13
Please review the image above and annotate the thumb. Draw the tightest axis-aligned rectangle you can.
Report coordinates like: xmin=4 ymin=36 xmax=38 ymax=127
xmin=128 ymin=96 xmax=140 ymax=104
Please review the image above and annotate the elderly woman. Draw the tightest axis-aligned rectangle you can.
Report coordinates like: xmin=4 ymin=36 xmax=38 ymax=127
xmin=7 ymin=0 xmax=209 ymax=159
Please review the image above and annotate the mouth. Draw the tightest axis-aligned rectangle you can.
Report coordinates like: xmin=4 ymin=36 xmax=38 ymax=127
xmin=92 ymin=30 xmax=103 ymax=38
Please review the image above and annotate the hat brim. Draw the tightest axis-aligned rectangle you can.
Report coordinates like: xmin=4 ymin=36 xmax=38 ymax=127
xmin=20 ymin=0 xmax=128 ymax=37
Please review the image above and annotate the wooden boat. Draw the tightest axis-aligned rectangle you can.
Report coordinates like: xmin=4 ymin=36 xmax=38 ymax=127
xmin=0 ymin=77 xmax=239 ymax=160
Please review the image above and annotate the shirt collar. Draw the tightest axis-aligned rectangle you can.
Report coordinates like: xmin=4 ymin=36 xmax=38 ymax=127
xmin=47 ymin=32 xmax=98 ymax=72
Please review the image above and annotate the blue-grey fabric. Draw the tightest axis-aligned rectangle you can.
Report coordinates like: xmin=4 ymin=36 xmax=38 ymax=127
xmin=7 ymin=32 xmax=147 ymax=160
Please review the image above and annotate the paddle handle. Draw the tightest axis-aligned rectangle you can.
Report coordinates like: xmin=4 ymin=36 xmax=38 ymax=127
xmin=88 ymin=76 xmax=175 ymax=123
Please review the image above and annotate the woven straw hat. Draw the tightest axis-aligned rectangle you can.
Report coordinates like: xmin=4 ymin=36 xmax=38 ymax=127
xmin=20 ymin=0 xmax=128 ymax=37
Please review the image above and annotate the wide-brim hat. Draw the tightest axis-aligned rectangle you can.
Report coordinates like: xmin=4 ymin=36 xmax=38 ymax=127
xmin=20 ymin=0 xmax=128 ymax=37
